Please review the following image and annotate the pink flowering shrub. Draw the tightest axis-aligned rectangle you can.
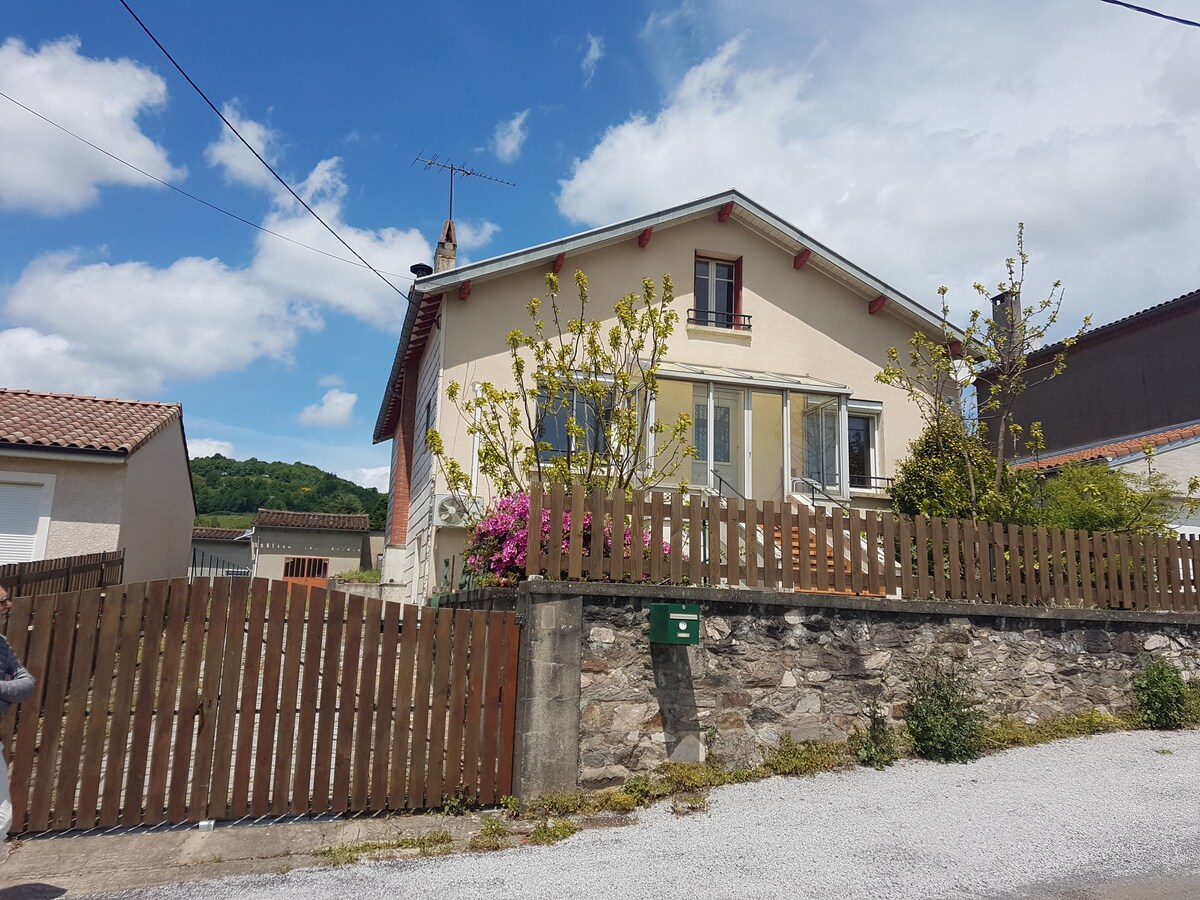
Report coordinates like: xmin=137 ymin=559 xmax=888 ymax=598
xmin=462 ymin=491 xmax=679 ymax=587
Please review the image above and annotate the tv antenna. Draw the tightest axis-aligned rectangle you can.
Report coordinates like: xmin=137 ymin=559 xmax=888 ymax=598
xmin=412 ymin=152 xmax=516 ymax=220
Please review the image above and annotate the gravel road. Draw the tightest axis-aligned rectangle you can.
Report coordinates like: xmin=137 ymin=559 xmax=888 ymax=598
xmin=96 ymin=730 xmax=1200 ymax=900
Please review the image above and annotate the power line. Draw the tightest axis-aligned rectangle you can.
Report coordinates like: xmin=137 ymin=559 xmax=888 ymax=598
xmin=0 ymin=89 xmax=413 ymax=282
xmin=118 ymin=0 xmax=414 ymax=305
xmin=1097 ymin=0 xmax=1200 ymax=28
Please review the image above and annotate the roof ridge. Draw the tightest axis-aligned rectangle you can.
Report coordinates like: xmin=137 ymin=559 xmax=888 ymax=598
xmin=0 ymin=387 xmax=182 ymax=409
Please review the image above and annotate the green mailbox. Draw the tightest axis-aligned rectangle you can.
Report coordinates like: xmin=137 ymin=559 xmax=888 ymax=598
xmin=649 ymin=602 xmax=701 ymax=645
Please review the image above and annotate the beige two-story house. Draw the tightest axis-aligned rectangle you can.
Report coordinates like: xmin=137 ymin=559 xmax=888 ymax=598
xmin=374 ymin=190 xmax=955 ymax=601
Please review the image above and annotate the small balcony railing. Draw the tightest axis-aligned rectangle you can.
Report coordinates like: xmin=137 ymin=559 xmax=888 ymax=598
xmin=688 ymin=308 xmax=752 ymax=330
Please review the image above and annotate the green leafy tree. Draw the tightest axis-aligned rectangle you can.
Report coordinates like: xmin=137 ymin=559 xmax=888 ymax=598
xmin=878 ymin=224 xmax=1088 ymax=517
xmin=430 ymin=270 xmax=694 ymax=497
xmin=1035 ymin=460 xmax=1198 ymax=536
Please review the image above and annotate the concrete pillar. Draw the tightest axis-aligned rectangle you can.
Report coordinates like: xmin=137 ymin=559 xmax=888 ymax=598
xmin=511 ymin=585 xmax=582 ymax=798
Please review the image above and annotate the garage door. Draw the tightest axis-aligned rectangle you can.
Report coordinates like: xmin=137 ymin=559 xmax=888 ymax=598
xmin=0 ymin=482 xmax=42 ymax=564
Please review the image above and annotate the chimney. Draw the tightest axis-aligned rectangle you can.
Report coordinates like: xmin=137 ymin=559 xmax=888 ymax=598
xmin=991 ymin=289 xmax=1022 ymax=370
xmin=434 ymin=219 xmax=457 ymax=273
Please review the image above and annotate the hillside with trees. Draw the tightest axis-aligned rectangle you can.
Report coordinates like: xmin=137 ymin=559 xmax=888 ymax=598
xmin=191 ymin=455 xmax=387 ymax=530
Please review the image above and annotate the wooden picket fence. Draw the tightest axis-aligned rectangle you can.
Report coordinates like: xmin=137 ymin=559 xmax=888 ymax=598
xmin=0 ymin=577 xmax=520 ymax=834
xmin=523 ymin=483 xmax=1200 ymax=611
xmin=0 ymin=550 xmax=124 ymax=598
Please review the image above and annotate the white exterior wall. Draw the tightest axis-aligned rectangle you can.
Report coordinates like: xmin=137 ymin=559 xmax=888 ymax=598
xmin=389 ymin=304 xmax=445 ymax=601
xmin=120 ymin=420 xmax=195 ymax=582
xmin=0 ymin=452 xmax=124 ymax=559
xmin=1112 ymin=439 xmax=1200 ymax=534
xmin=438 ymin=216 xmax=932 ymax=507
xmin=253 ymin=528 xmax=368 ymax=581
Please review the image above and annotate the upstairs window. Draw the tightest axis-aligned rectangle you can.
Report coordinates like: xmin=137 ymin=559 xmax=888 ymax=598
xmin=692 ymin=256 xmax=747 ymax=329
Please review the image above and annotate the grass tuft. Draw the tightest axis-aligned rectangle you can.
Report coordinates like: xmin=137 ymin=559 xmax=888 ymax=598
xmin=315 ymin=830 xmax=454 ymax=866
xmin=527 ymin=819 xmax=579 ymax=845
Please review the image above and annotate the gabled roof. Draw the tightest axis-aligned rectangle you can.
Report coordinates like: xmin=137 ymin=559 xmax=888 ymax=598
xmin=252 ymin=509 xmax=370 ymax=532
xmin=374 ymin=189 xmax=957 ymax=442
xmin=1016 ymin=421 xmax=1200 ymax=470
xmin=192 ymin=526 xmax=249 ymax=541
xmin=0 ymin=388 xmax=183 ymax=456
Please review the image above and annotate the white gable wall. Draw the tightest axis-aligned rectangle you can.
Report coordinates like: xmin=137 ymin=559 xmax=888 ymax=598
xmin=120 ymin=419 xmax=195 ymax=582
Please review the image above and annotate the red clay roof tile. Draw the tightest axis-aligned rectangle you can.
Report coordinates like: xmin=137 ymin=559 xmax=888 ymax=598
xmin=251 ymin=509 xmax=370 ymax=531
xmin=0 ymin=388 xmax=182 ymax=454
xmin=1017 ymin=423 xmax=1200 ymax=470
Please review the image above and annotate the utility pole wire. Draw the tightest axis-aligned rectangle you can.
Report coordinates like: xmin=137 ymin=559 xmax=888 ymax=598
xmin=118 ymin=0 xmax=415 ymax=306
xmin=1097 ymin=0 xmax=1200 ymax=28
xmin=0 ymin=89 xmax=413 ymax=282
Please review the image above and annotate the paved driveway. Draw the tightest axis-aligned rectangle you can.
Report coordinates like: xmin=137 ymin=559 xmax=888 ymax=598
xmin=13 ymin=730 xmax=1200 ymax=900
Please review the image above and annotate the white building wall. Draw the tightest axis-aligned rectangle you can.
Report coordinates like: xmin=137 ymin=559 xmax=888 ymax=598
xmin=120 ymin=420 xmax=195 ymax=582
xmin=0 ymin=452 xmax=124 ymax=560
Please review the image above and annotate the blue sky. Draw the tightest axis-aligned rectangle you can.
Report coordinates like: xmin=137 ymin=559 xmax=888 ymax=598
xmin=2 ymin=1 xmax=1199 ymax=490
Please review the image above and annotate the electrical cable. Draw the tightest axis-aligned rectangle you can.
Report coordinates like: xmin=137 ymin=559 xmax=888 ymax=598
xmin=0 ymin=88 xmax=413 ymax=282
xmin=1097 ymin=0 xmax=1200 ymax=28
xmin=118 ymin=0 xmax=416 ymax=306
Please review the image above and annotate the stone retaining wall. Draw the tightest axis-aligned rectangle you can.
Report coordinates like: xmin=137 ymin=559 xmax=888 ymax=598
xmin=576 ymin=591 xmax=1200 ymax=789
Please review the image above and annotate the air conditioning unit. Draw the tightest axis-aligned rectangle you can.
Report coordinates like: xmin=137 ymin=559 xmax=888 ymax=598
xmin=433 ymin=493 xmax=483 ymax=528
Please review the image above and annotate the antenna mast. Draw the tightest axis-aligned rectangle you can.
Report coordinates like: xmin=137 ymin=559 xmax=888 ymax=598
xmin=412 ymin=152 xmax=516 ymax=219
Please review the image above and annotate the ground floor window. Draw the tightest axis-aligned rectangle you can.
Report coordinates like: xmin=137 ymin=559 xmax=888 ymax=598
xmin=652 ymin=378 xmax=860 ymax=500
xmin=283 ymin=556 xmax=329 ymax=580
xmin=848 ymin=414 xmax=875 ymax=489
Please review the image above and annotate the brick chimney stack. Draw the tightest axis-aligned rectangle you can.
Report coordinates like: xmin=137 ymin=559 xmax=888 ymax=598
xmin=434 ymin=219 xmax=457 ymax=273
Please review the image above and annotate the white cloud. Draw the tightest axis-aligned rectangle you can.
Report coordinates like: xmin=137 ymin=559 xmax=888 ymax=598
xmin=189 ymin=438 xmax=235 ymax=459
xmin=203 ymin=102 xmax=282 ymax=192
xmin=298 ymin=388 xmax=357 ymax=427
xmin=559 ymin=4 xmax=1200 ymax=330
xmin=0 ymin=37 xmax=184 ymax=215
xmin=492 ymin=110 xmax=530 ymax=164
xmin=339 ymin=465 xmax=390 ymax=492
xmin=318 ymin=374 xmax=345 ymax=387
xmin=455 ymin=219 xmax=500 ymax=250
xmin=1 ymin=102 xmax=434 ymax=398
xmin=581 ymin=34 xmax=604 ymax=85
xmin=2 ymin=251 xmax=315 ymax=396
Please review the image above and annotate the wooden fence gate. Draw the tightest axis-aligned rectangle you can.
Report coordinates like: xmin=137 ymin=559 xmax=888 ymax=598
xmin=0 ymin=578 xmax=521 ymax=834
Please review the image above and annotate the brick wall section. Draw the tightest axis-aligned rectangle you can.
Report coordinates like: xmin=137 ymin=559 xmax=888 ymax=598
xmin=575 ymin=590 xmax=1200 ymax=788
xmin=388 ymin=360 xmax=420 ymax=546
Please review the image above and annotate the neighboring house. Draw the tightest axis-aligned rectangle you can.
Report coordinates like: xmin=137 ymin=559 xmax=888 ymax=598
xmin=997 ymin=290 xmax=1200 ymax=533
xmin=190 ymin=526 xmax=252 ymax=576
xmin=250 ymin=509 xmax=372 ymax=587
xmin=374 ymin=189 xmax=957 ymax=602
xmin=989 ymin=288 xmax=1200 ymax=456
xmin=0 ymin=389 xmax=194 ymax=582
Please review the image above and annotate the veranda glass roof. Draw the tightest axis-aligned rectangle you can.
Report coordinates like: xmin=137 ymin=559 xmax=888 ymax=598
xmin=654 ymin=361 xmax=851 ymax=395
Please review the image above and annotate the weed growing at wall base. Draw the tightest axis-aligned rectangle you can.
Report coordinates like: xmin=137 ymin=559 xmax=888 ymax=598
xmin=905 ymin=656 xmax=986 ymax=763
xmin=1132 ymin=657 xmax=1200 ymax=730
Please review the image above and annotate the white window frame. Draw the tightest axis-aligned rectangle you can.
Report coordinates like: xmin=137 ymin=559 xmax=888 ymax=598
xmin=0 ymin=470 xmax=56 ymax=562
xmin=847 ymin=401 xmax=883 ymax=494
xmin=693 ymin=257 xmax=740 ymax=329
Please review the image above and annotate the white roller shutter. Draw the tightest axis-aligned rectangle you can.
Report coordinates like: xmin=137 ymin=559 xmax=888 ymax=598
xmin=0 ymin=481 xmax=42 ymax=564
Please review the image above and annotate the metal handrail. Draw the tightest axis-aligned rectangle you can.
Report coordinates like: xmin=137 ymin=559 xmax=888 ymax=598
xmin=849 ymin=474 xmax=894 ymax=491
xmin=712 ymin=469 xmax=746 ymax=500
xmin=790 ymin=476 xmax=850 ymax=512
xmin=688 ymin=308 xmax=752 ymax=330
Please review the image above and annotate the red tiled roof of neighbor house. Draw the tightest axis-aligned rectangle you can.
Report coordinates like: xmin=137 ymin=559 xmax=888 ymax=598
xmin=252 ymin=509 xmax=370 ymax=531
xmin=1017 ymin=422 xmax=1200 ymax=470
xmin=0 ymin=388 xmax=182 ymax=454
xmin=192 ymin=526 xmax=248 ymax=541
